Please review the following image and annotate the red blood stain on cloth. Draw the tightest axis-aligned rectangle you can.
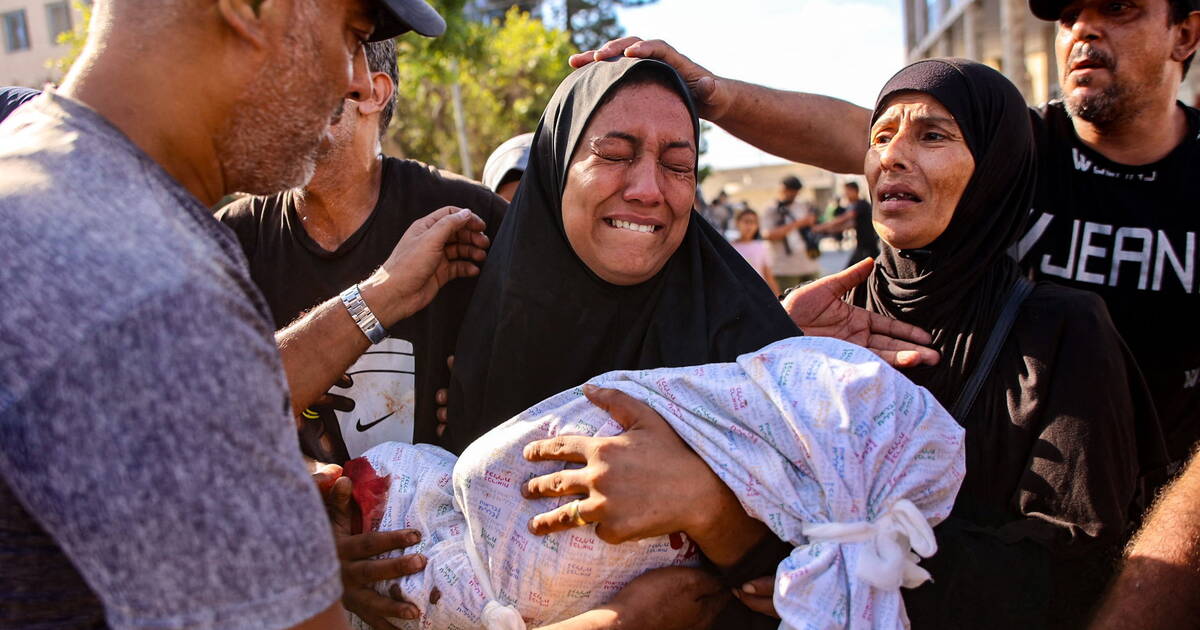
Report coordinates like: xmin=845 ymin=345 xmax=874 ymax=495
xmin=669 ymin=532 xmax=700 ymax=559
xmin=343 ymin=457 xmax=392 ymax=535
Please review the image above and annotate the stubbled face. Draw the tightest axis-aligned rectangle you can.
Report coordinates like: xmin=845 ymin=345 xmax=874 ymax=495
xmin=736 ymin=212 xmax=759 ymax=240
xmin=865 ymin=93 xmax=975 ymax=250
xmin=217 ymin=0 xmax=374 ymax=194
xmin=561 ymin=82 xmax=697 ymax=285
xmin=314 ymin=97 xmax=361 ymax=162
xmin=1055 ymin=0 xmax=1181 ymax=125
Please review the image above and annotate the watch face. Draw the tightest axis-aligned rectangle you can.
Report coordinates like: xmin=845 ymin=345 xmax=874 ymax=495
xmin=330 ymin=337 xmax=418 ymax=458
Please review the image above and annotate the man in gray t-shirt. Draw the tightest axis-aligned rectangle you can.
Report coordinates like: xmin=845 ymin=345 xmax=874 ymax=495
xmin=0 ymin=89 xmax=345 ymax=630
xmin=0 ymin=1 xmax=475 ymax=628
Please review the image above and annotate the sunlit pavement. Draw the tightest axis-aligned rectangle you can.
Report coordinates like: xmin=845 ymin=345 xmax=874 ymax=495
xmin=817 ymin=238 xmax=854 ymax=278
xmin=819 ymin=249 xmax=853 ymax=278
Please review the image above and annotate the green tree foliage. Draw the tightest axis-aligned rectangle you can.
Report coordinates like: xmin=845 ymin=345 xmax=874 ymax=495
xmin=559 ymin=0 xmax=658 ymax=51
xmin=47 ymin=1 xmax=92 ymax=78
xmin=388 ymin=3 xmax=574 ymax=177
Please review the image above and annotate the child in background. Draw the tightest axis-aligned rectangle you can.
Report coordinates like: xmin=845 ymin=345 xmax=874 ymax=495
xmin=730 ymin=207 xmax=780 ymax=295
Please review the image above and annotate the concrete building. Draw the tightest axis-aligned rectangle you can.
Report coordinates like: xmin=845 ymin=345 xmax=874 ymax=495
xmin=902 ymin=0 xmax=1200 ymax=106
xmin=0 ymin=0 xmax=86 ymax=88
xmin=903 ymin=0 xmax=1058 ymax=104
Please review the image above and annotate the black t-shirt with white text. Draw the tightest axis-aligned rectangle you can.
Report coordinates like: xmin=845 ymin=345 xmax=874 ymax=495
xmin=1018 ymin=101 xmax=1199 ymax=460
xmin=217 ymin=158 xmax=506 ymax=461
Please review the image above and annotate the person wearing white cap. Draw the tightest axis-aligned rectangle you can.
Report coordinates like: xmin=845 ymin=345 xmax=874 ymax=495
xmin=483 ymin=132 xmax=535 ymax=202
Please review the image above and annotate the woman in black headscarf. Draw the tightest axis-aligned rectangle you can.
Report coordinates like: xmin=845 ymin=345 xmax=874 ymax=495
xmin=447 ymin=57 xmax=799 ymax=450
xmin=848 ymin=58 xmax=1167 ymax=628
xmin=447 ymin=57 xmax=800 ymax=628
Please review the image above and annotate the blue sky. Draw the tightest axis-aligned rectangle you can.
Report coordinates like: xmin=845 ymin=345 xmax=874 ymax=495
xmin=614 ymin=0 xmax=905 ymax=170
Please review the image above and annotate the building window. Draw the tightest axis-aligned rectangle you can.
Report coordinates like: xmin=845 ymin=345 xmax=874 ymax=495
xmin=3 ymin=10 xmax=30 ymax=53
xmin=46 ymin=2 xmax=72 ymax=43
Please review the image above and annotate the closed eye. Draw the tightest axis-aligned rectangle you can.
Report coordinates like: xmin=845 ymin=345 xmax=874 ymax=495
xmin=597 ymin=151 xmax=632 ymax=163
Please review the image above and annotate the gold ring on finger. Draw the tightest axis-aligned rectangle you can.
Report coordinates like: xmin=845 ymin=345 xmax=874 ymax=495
xmin=570 ymin=499 xmax=588 ymax=527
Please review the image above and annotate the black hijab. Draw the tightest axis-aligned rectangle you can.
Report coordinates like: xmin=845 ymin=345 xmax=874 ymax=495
xmin=445 ymin=58 xmax=800 ymax=453
xmin=852 ymin=58 xmax=1037 ymax=409
xmin=855 ymin=61 xmax=1169 ymax=629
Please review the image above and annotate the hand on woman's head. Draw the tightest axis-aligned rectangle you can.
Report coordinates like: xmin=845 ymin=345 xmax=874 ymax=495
xmin=560 ymin=80 xmax=697 ymax=285
xmin=865 ymin=92 xmax=974 ymax=250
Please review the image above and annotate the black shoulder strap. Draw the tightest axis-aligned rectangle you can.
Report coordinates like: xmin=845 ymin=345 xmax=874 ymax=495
xmin=950 ymin=276 xmax=1035 ymax=421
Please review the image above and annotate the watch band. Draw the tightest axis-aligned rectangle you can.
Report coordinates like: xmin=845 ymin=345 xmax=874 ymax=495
xmin=340 ymin=284 xmax=388 ymax=344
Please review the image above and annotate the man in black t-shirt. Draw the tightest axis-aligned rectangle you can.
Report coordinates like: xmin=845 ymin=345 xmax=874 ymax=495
xmin=1014 ymin=0 xmax=1200 ymax=462
xmin=217 ymin=41 xmax=506 ymax=462
xmin=578 ymin=0 xmax=1200 ymax=465
xmin=814 ymin=181 xmax=878 ymax=267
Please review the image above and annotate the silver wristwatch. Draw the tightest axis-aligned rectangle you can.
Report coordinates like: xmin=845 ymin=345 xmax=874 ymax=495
xmin=340 ymin=284 xmax=388 ymax=344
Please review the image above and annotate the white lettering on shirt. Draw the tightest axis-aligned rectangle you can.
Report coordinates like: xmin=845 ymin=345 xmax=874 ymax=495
xmin=1041 ymin=218 xmax=1081 ymax=279
xmin=1071 ymin=147 xmax=1159 ymax=182
xmin=1016 ymin=211 xmax=1054 ymax=262
xmin=1076 ymin=221 xmax=1112 ymax=285
xmin=1030 ymin=214 xmax=1197 ymax=293
xmin=1072 ymin=148 xmax=1092 ymax=173
xmin=1109 ymin=227 xmax=1153 ymax=290
xmin=1153 ymin=230 xmax=1195 ymax=293
xmin=1186 ymin=368 xmax=1200 ymax=389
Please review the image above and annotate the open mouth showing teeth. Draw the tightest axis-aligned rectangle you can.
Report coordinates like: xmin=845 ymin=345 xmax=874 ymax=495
xmin=605 ymin=218 xmax=660 ymax=233
xmin=880 ymin=192 xmax=921 ymax=202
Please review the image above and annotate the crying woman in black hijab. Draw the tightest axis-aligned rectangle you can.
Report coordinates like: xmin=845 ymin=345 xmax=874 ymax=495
xmin=448 ymin=57 xmax=802 ymax=626
xmin=848 ymin=58 xmax=1166 ymax=628
xmin=448 ymin=58 xmax=799 ymax=447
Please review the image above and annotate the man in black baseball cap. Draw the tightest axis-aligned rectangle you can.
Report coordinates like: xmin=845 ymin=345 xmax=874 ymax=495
xmin=1007 ymin=0 xmax=1200 ymax=472
xmin=1030 ymin=0 xmax=1199 ymax=20
xmin=370 ymin=0 xmax=446 ymax=40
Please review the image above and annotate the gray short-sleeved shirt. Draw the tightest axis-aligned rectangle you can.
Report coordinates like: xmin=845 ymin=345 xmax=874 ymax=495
xmin=0 ymin=92 xmax=341 ymax=629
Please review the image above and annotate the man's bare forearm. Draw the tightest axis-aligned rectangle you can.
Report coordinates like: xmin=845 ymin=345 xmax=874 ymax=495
xmin=274 ymin=206 xmax=488 ymax=421
xmin=276 ymin=278 xmax=400 ymax=419
xmin=816 ymin=211 xmax=856 ymax=233
xmin=1091 ymin=452 xmax=1200 ymax=629
xmin=716 ymin=79 xmax=872 ymax=175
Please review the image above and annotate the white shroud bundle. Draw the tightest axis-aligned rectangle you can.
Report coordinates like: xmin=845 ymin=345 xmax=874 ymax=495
xmin=353 ymin=336 xmax=965 ymax=630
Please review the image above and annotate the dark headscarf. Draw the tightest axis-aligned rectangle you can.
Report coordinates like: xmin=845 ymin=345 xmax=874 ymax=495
xmin=853 ymin=58 xmax=1037 ymax=408
xmin=446 ymin=58 xmax=800 ymax=453
xmin=854 ymin=61 xmax=1168 ymax=629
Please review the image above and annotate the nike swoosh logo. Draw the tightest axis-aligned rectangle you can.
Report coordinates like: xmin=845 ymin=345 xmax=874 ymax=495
xmin=355 ymin=412 xmax=394 ymax=432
